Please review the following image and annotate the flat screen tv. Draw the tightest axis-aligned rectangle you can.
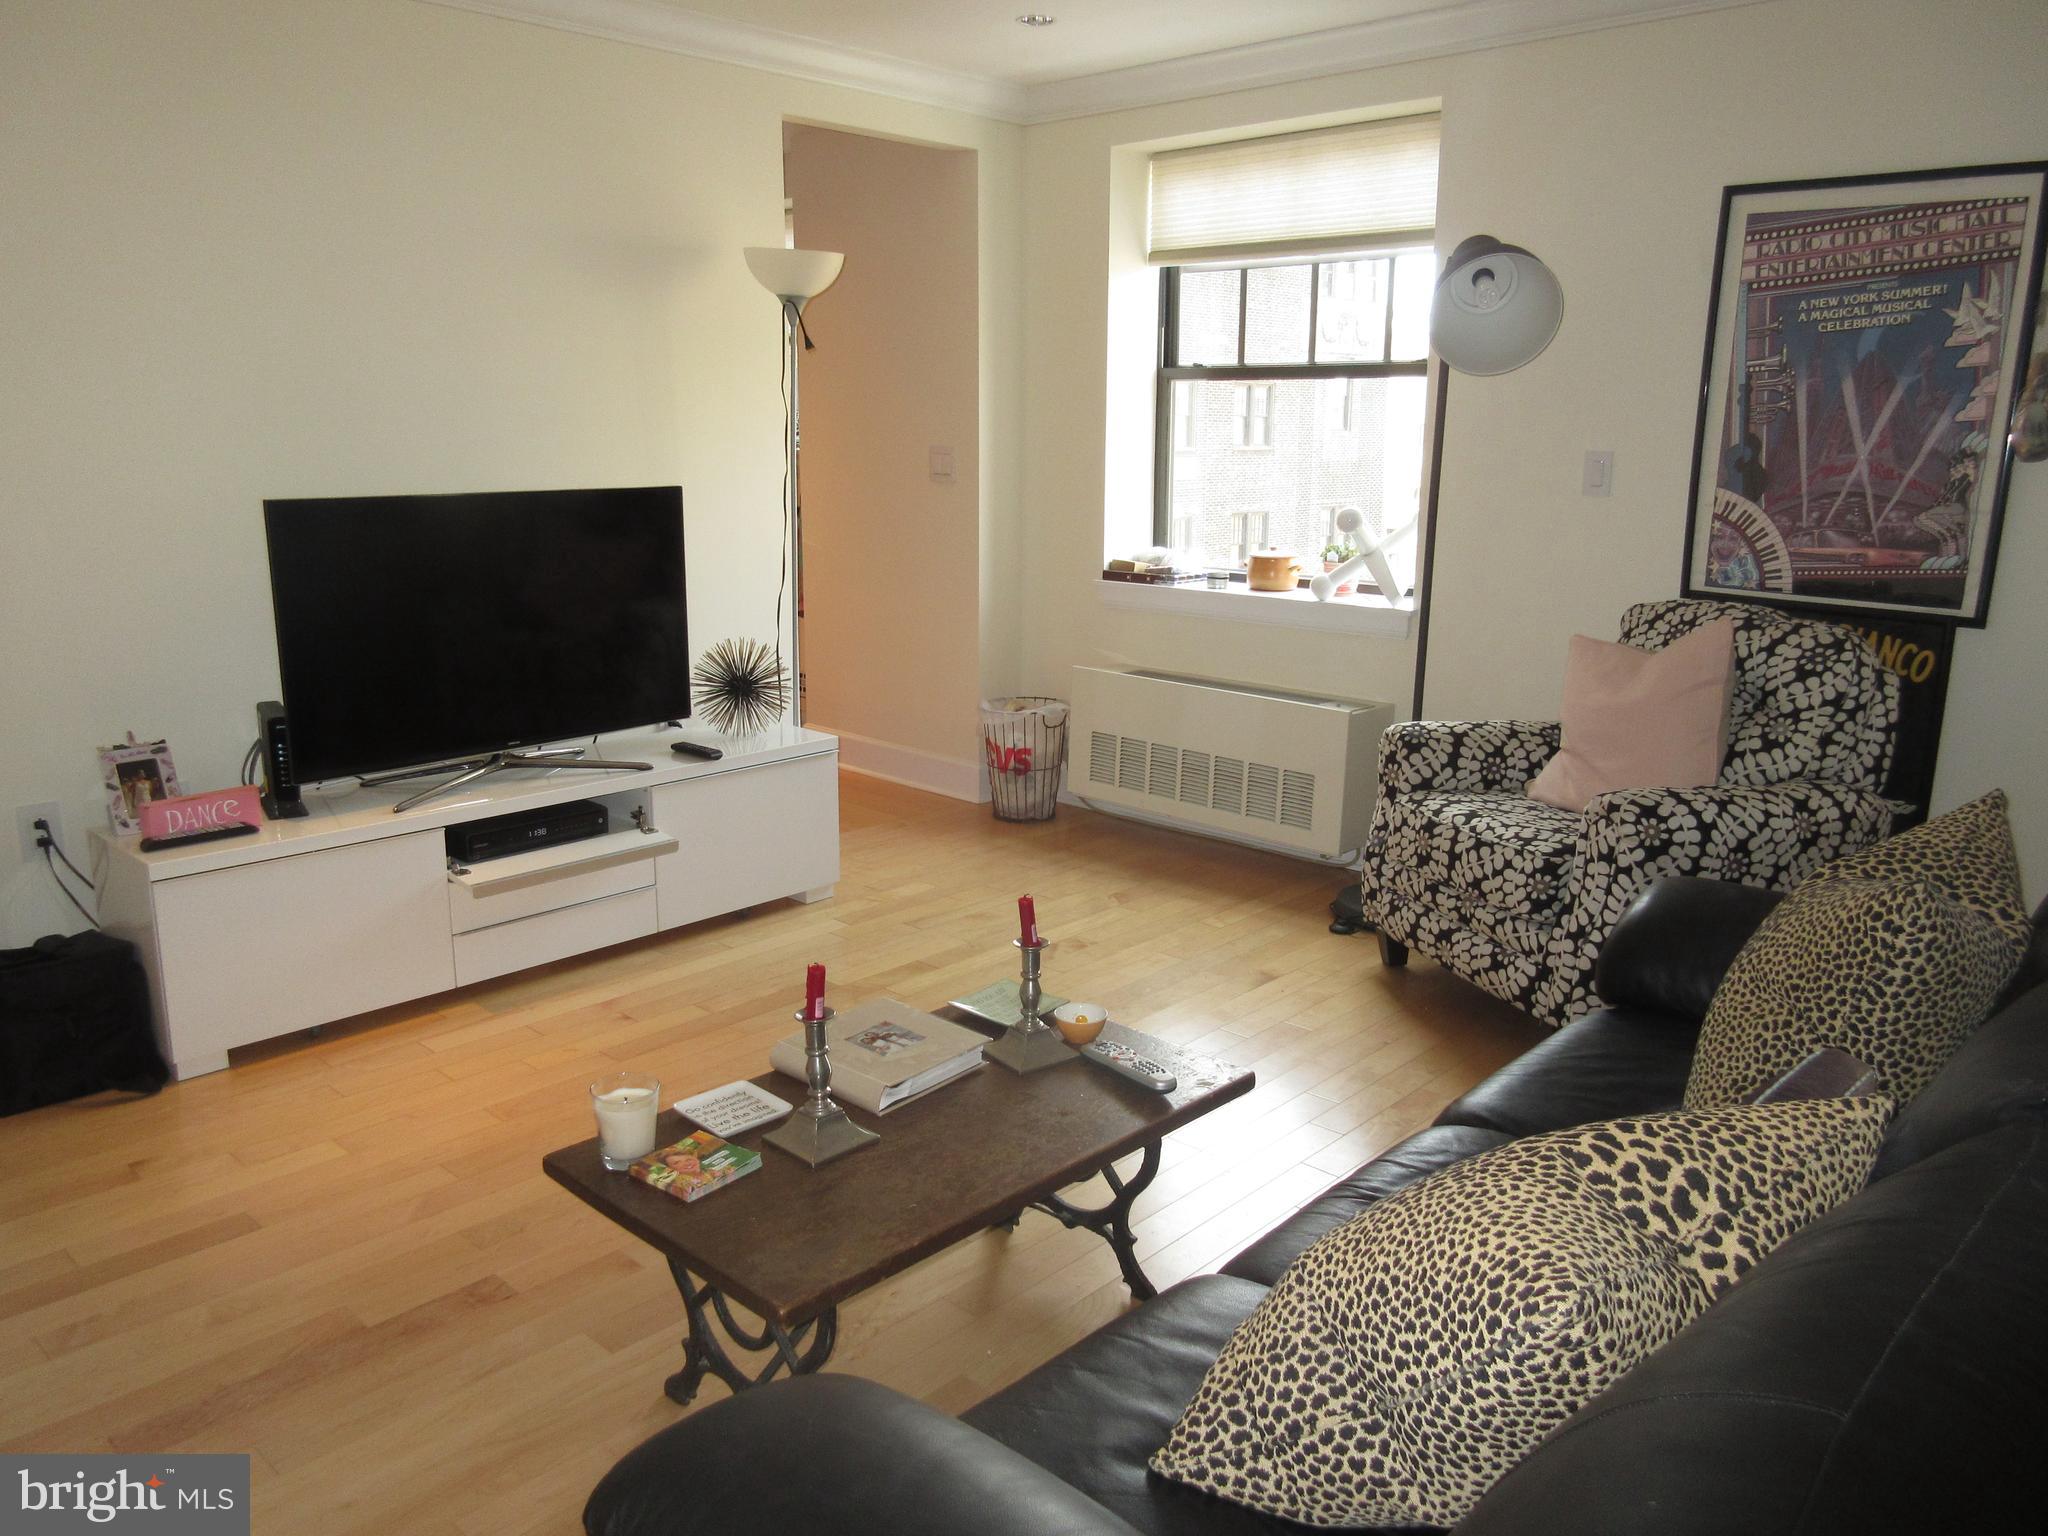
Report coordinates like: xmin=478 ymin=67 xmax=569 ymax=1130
xmin=262 ymin=486 xmax=690 ymax=784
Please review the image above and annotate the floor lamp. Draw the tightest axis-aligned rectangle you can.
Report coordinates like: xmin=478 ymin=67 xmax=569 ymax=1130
xmin=1411 ymin=236 xmax=1565 ymax=719
xmin=1330 ymin=234 xmax=1564 ymax=935
xmin=744 ymin=246 xmax=844 ymax=728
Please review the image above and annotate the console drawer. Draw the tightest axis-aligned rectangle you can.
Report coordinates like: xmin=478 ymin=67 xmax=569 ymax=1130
xmin=452 ymin=888 xmax=658 ymax=986
xmin=448 ymin=853 xmax=656 ymax=935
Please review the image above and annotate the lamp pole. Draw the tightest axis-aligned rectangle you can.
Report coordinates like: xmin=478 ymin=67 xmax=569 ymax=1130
xmin=743 ymin=246 xmax=845 ymax=732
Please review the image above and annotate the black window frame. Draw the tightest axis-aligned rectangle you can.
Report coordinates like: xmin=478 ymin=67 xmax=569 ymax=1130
xmin=1153 ymin=254 xmax=1431 ymax=583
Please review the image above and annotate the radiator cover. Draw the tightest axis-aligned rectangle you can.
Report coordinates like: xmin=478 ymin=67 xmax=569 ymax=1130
xmin=1068 ymin=667 xmax=1393 ymax=858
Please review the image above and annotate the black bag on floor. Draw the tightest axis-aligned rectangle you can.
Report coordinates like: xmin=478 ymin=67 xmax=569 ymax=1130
xmin=0 ymin=931 xmax=168 ymax=1116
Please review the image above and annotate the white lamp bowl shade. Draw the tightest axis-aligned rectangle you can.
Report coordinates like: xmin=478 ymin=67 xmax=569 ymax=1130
xmin=1429 ymin=235 xmax=1563 ymax=376
xmin=744 ymin=247 xmax=845 ymax=303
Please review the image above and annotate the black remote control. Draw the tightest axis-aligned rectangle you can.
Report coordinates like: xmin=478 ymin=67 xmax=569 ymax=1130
xmin=670 ymin=741 xmax=724 ymax=761
xmin=140 ymin=824 xmax=261 ymax=852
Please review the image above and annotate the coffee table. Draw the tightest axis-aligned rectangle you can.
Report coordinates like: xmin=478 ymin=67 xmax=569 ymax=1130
xmin=542 ymin=1017 xmax=1252 ymax=1404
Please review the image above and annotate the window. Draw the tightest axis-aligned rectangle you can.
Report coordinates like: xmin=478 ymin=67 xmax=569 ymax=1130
xmin=1235 ymin=384 xmax=1273 ymax=449
xmin=1228 ymin=511 xmax=1271 ymax=564
xmin=1155 ymin=250 xmax=1432 ymax=589
xmin=1146 ymin=114 xmax=1439 ymax=596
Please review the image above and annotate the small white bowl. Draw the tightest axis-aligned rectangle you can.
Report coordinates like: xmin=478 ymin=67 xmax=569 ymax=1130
xmin=1051 ymin=1002 xmax=1107 ymax=1046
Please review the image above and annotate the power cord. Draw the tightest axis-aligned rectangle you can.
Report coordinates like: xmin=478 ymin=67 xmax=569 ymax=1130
xmin=35 ymin=818 xmax=100 ymax=929
xmin=241 ymin=737 xmax=262 ymax=786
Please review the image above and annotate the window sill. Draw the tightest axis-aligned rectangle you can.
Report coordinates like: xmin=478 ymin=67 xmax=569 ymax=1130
xmin=1095 ymin=577 xmax=1414 ymax=636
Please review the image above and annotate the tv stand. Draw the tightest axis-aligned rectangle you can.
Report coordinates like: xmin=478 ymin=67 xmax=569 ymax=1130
xmin=362 ymin=744 xmax=653 ymax=813
xmin=93 ymin=725 xmax=838 ymax=1079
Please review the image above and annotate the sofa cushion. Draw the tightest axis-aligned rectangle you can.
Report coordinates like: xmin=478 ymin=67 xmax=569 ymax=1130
xmin=1873 ymin=981 xmax=2048 ymax=1180
xmin=1526 ymin=618 xmax=1734 ymax=811
xmin=585 ymin=1374 xmax=1147 ymax=1536
xmin=1592 ymin=877 xmax=1784 ymax=1022
xmin=1377 ymin=789 xmax=1583 ymax=920
xmin=1221 ymin=1124 xmax=1512 ymax=1286
xmin=1149 ymin=1099 xmax=1891 ymax=1530
xmin=961 ymin=1275 xmax=1283 ymax=1536
xmin=1455 ymin=1120 xmax=2048 ymax=1536
xmin=1686 ymin=790 xmax=2031 ymax=1109
xmin=1433 ymin=1007 xmax=1699 ymax=1138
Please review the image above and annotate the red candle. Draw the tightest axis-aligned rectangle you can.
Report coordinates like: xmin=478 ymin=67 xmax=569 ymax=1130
xmin=1019 ymin=895 xmax=1039 ymax=948
xmin=804 ymin=962 xmax=826 ymax=1020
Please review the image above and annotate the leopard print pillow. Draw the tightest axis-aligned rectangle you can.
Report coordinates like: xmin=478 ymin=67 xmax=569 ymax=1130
xmin=1686 ymin=790 xmax=2029 ymax=1109
xmin=1150 ymin=1098 xmax=1890 ymax=1529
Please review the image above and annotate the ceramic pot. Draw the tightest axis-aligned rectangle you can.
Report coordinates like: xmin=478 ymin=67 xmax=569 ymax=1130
xmin=1246 ymin=548 xmax=1303 ymax=592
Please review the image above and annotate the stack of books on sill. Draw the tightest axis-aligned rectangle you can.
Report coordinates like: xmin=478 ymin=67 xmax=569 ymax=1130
xmin=1101 ymin=559 xmax=1204 ymax=585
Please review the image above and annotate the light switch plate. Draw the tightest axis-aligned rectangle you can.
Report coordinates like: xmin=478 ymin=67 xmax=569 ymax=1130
xmin=1582 ymin=450 xmax=1614 ymax=497
xmin=928 ymin=447 xmax=956 ymax=483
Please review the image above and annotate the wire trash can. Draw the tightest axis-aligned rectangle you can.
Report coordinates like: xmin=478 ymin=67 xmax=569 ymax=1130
xmin=980 ymin=696 xmax=1068 ymax=822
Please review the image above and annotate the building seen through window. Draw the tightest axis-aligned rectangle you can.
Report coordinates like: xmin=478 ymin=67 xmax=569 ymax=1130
xmin=1159 ymin=250 xmax=1432 ymax=592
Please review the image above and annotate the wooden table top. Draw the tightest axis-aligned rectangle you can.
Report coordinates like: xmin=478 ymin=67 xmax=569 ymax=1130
xmin=541 ymin=1017 xmax=1252 ymax=1326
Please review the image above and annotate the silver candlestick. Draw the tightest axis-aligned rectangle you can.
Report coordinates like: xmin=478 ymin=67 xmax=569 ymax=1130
xmin=763 ymin=1006 xmax=879 ymax=1165
xmin=985 ymin=937 xmax=1077 ymax=1074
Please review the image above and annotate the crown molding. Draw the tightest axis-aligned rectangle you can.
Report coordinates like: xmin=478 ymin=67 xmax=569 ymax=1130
xmin=418 ymin=0 xmax=1030 ymax=120
xmin=1020 ymin=0 xmax=1771 ymax=123
xmin=417 ymin=0 xmax=1770 ymax=126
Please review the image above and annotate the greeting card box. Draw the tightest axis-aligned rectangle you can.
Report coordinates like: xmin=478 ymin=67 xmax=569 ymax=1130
xmin=138 ymin=786 xmax=265 ymax=842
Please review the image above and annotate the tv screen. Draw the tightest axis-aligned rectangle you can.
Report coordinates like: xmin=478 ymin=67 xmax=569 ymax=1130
xmin=263 ymin=486 xmax=690 ymax=784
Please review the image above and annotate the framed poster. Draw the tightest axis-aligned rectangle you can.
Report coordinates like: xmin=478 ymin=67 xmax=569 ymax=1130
xmin=1682 ymin=163 xmax=2048 ymax=626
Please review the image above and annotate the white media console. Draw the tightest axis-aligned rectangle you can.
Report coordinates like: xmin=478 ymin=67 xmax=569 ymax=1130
xmin=92 ymin=725 xmax=839 ymax=1079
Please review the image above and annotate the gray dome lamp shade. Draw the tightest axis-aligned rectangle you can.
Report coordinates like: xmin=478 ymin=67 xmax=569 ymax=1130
xmin=1429 ymin=235 xmax=1563 ymax=375
xmin=743 ymin=247 xmax=845 ymax=308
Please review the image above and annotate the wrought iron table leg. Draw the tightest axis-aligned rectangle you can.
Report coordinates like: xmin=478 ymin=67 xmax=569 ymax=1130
xmin=1029 ymin=1139 xmax=1164 ymax=1300
xmin=663 ymin=1258 xmax=837 ymax=1405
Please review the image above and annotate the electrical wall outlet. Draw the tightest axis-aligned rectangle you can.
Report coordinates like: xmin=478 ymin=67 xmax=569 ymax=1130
xmin=16 ymin=801 xmax=64 ymax=860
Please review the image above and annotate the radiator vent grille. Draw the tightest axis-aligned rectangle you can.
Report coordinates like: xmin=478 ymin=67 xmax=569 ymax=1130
xmin=1245 ymin=763 xmax=1280 ymax=822
xmin=1079 ymin=735 xmax=1317 ymax=834
xmin=1281 ymin=770 xmax=1316 ymax=830
xmin=1118 ymin=736 xmax=1146 ymax=791
xmin=1070 ymin=666 xmax=1385 ymax=858
xmin=1089 ymin=731 xmax=1115 ymax=786
xmin=1211 ymin=756 xmax=1245 ymax=817
xmin=1149 ymin=742 xmax=1178 ymax=799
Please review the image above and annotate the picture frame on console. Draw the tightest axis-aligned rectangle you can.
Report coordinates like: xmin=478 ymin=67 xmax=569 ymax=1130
xmin=1681 ymin=162 xmax=2048 ymax=626
xmin=98 ymin=735 xmax=181 ymax=835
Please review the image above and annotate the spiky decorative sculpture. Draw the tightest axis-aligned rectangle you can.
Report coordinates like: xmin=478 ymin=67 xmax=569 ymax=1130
xmin=692 ymin=638 xmax=790 ymax=736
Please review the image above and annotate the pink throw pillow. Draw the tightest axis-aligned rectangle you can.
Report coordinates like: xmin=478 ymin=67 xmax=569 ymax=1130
xmin=1526 ymin=618 xmax=1736 ymax=811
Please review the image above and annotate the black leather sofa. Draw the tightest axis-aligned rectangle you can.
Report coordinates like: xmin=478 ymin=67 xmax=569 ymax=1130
xmin=586 ymin=878 xmax=2048 ymax=1535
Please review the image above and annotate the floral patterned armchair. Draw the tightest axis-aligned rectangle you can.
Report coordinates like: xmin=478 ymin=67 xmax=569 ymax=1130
xmin=1358 ymin=599 xmax=1902 ymax=1027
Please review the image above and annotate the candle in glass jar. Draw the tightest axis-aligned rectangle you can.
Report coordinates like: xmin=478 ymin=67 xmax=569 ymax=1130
xmin=591 ymin=1074 xmax=660 ymax=1169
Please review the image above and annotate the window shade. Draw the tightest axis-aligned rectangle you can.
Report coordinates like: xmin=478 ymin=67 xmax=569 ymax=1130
xmin=1148 ymin=115 xmax=1440 ymax=266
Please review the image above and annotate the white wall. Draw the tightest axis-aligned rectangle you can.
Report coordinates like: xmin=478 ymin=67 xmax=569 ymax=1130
xmin=0 ymin=0 xmax=1019 ymax=946
xmin=1018 ymin=0 xmax=2048 ymax=893
xmin=785 ymin=126 xmax=986 ymax=796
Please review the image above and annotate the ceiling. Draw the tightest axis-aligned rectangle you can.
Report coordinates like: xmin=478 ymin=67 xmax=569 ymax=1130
xmin=658 ymin=1 xmax=1455 ymax=87
xmin=425 ymin=0 xmax=1767 ymax=121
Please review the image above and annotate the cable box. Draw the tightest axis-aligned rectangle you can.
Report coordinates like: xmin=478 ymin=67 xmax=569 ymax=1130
xmin=447 ymin=799 xmax=609 ymax=863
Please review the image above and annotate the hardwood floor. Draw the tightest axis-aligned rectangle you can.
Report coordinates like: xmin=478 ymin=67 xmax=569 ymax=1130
xmin=0 ymin=773 xmax=1542 ymax=1533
